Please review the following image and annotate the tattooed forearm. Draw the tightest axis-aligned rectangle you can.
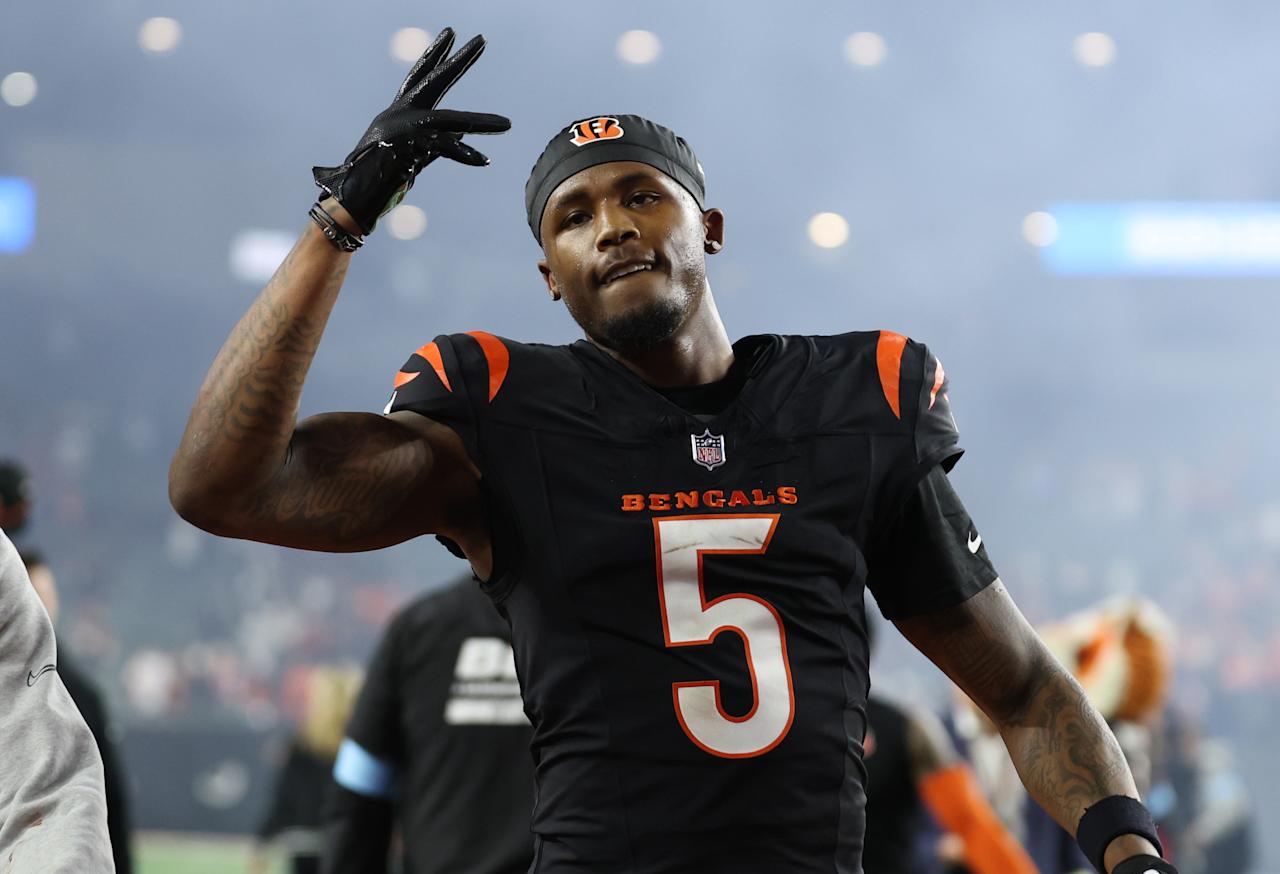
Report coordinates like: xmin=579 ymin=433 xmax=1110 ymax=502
xmin=170 ymin=225 xmax=353 ymax=522
xmin=220 ymin=304 xmax=318 ymax=443
xmin=998 ymin=653 xmax=1133 ymax=832
xmin=895 ymin=581 xmax=1139 ymax=836
xmin=200 ymin=251 xmax=334 ymax=446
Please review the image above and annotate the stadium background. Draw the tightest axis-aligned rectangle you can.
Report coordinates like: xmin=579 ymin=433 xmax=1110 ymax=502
xmin=2 ymin=2 xmax=1276 ymax=871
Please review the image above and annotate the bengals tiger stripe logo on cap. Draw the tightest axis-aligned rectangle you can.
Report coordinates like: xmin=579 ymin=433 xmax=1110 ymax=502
xmin=569 ymin=116 xmax=624 ymax=147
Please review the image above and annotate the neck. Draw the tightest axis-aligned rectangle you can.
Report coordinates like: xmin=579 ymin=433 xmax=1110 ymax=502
xmin=593 ymin=286 xmax=734 ymax=388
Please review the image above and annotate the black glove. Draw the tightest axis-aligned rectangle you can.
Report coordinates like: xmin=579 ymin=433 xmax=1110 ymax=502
xmin=312 ymin=27 xmax=510 ymax=234
xmin=1111 ymin=855 xmax=1178 ymax=874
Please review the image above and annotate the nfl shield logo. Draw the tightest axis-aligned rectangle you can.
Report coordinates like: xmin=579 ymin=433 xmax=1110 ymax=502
xmin=691 ymin=429 xmax=727 ymax=471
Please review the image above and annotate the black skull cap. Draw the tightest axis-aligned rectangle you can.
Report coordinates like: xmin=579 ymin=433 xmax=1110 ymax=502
xmin=525 ymin=114 xmax=706 ymax=244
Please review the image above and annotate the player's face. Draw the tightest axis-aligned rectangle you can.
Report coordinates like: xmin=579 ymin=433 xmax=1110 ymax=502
xmin=538 ymin=161 xmax=723 ymax=355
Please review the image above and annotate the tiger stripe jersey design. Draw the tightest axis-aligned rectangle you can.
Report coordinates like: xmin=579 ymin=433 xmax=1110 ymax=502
xmin=385 ymin=330 xmax=991 ymax=874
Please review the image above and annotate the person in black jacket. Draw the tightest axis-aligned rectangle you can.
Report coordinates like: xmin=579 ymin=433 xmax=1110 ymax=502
xmin=323 ymin=577 xmax=534 ymax=874
xmin=252 ymin=666 xmax=361 ymax=874
xmin=22 ymin=547 xmax=133 ymax=874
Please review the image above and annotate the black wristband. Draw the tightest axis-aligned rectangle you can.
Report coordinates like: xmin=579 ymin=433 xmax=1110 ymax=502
xmin=308 ymin=202 xmax=363 ymax=252
xmin=1077 ymin=795 xmax=1163 ymax=873
xmin=1112 ymin=854 xmax=1177 ymax=874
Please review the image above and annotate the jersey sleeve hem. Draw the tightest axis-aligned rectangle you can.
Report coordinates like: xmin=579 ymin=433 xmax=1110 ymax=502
xmin=875 ymin=564 xmax=998 ymax=621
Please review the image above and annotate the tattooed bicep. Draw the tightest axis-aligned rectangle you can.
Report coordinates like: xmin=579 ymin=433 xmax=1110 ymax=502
xmin=236 ymin=411 xmax=480 ymax=552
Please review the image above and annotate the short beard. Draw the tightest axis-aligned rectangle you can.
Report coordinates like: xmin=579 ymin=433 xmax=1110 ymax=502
xmin=591 ymin=295 xmax=688 ymax=356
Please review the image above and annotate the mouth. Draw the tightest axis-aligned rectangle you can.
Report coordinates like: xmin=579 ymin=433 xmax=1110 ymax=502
xmin=598 ymin=260 xmax=656 ymax=287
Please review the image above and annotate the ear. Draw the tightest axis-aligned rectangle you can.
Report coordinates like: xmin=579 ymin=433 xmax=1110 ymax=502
xmin=702 ymin=208 xmax=725 ymax=254
xmin=537 ymin=259 xmax=561 ymax=301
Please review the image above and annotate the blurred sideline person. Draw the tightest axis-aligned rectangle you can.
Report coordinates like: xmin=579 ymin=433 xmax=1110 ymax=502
xmin=0 ymin=460 xmax=33 ymax=544
xmin=323 ymin=577 xmax=534 ymax=874
xmin=863 ymin=697 xmax=1036 ymax=874
xmin=862 ymin=620 xmax=1035 ymax=874
xmin=0 ymin=527 xmax=112 ymax=871
xmin=21 ymin=549 xmax=134 ymax=874
xmin=252 ymin=667 xmax=361 ymax=874
xmin=1153 ymin=713 xmax=1254 ymax=874
xmin=170 ymin=27 xmax=1178 ymax=874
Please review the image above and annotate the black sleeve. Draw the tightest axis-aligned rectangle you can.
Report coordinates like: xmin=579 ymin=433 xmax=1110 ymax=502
xmin=322 ymin=610 xmax=413 ymax=871
xmin=865 ymin=464 xmax=998 ymax=620
xmin=344 ymin=610 xmax=406 ymax=761
xmin=321 ymin=783 xmax=395 ymax=874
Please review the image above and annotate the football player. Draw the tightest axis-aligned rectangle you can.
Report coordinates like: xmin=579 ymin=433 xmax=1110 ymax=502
xmin=170 ymin=28 xmax=1177 ymax=874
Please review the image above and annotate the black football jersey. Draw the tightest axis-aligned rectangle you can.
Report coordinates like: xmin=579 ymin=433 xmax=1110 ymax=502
xmin=385 ymin=330 xmax=983 ymax=874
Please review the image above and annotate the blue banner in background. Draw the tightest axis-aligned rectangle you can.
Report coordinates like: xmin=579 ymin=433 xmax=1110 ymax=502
xmin=1043 ymin=202 xmax=1280 ymax=275
xmin=0 ymin=177 xmax=36 ymax=254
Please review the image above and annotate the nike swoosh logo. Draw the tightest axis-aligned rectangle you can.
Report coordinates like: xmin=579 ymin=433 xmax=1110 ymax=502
xmin=967 ymin=531 xmax=982 ymax=554
xmin=26 ymin=664 xmax=56 ymax=687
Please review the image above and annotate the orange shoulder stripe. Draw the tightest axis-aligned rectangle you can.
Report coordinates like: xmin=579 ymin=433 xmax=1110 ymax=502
xmin=393 ymin=370 xmax=420 ymax=389
xmin=411 ymin=341 xmax=452 ymax=392
xmin=465 ymin=331 xmax=509 ymax=402
xmin=929 ymin=357 xmax=946 ymax=410
xmin=876 ymin=330 xmax=908 ymax=419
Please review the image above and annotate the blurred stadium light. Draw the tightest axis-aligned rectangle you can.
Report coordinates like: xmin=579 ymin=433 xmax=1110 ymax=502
xmin=1042 ymin=202 xmax=1280 ymax=275
xmin=138 ymin=17 xmax=183 ymax=54
xmin=390 ymin=27 xmax=432 ymax=63
xmin=616 ymin=29 xmax=662 ymax=65
xmin=386 ymin=204 xmax=428 ymax=241
xmin=0 ymin=71 xmax=38 ymax=107
xmin=229 ymin=229 xmax=294 ymax=284
xmin=808 ymin=211 xmax=850 ymax=249
xmin=844 ymin=32 xmax=888 ymax=67
xmin=1073 ymin=32 xmax=1118 ymax=67
xmin=0 ymin=178 xmax=36 ymax=254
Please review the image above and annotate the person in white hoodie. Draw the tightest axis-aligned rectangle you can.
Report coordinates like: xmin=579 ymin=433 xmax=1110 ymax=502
xmin=0 ymin=477 xmax=112 ymax=872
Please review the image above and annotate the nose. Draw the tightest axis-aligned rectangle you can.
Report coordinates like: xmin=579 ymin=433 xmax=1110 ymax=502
xmin=594 ymin=199 xmax=639 ymax=250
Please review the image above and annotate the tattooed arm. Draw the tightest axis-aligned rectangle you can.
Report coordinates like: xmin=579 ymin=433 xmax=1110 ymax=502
xmin=894 ymin=582 xmax=1159 ymax=873
xmin=169 ymin=203 xmax=486 ymax=564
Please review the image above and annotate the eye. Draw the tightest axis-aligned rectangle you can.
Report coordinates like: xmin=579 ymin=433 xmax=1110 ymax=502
xmin=628 ymin=192 xmax=660 ymax=207
xmin=561 ymin=211 xmax=590 ymax=229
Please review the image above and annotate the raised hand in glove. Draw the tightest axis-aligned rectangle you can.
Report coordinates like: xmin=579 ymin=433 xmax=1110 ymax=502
xmin=312 ymin=27 xmax=510 ymax=234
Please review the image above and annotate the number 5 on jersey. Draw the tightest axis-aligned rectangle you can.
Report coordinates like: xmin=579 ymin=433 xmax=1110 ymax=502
xmin=653 ymin=514 xmax=796 ymax=758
